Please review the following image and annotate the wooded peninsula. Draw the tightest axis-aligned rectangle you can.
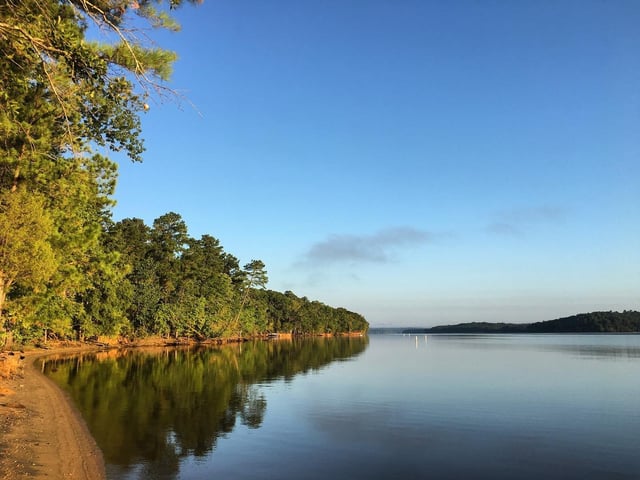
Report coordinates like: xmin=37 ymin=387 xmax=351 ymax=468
xmin=402 ymin=311 xmax=640 ymax=334
xmin=0 ymin=1 xmax=367 ymax=348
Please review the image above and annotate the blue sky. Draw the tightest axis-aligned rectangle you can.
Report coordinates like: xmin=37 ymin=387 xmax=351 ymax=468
xmin=111 ymin=0 xmax=639 ymax=327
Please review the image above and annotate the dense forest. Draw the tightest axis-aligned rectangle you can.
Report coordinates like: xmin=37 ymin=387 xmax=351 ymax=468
xmin=0 ymin=1 xmax=367 ymax=347
xmin=403 ymin=311 xmax=640 ymax=334
xmin=1 ymin=196 xmax=368 ymax=345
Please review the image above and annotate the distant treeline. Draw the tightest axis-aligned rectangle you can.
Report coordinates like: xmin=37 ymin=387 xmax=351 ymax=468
xmin=403 ymin=311 xmax=640 ymax=334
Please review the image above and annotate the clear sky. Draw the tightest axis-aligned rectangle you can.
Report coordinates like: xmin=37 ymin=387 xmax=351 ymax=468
xmin=110 ymin=0 xmax=639 ymax=327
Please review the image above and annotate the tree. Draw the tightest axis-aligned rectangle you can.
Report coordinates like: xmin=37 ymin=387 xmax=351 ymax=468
xmin=0 ymin=0 xmax=201 ymax=168
xmin=180 ymin=235 xmax=226 ymax=292
xmin=221 ymin=260 xmax=268 ymax=337
xmin=0 ymin=189 xmax=57 ymax=345
xmin=243 ymin=260 xmax=268 ymax=291
xmin=149 ymin=212 xmax=188 ymax=304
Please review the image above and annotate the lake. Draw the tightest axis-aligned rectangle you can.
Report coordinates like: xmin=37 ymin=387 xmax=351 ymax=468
xmin=44 ymin=334 xmax=640 ymax=479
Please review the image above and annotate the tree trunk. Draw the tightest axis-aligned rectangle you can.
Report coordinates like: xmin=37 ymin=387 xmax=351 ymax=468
xmin=0 ymin=283 xmax=6 ymax=349
xmin=5 ymin=331 xmax=13 ymax=349
xmin=11 ymin=165 xmax=20 ymax=192
xmin=0 ymin=294 xmax=13 ymax=350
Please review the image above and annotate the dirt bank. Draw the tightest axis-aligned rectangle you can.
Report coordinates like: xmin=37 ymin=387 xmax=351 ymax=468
xmin=0 ymin=347 xmax=106 ymax=480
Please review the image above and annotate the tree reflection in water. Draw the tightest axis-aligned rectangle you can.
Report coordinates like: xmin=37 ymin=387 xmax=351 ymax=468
xmin=44 ymin=336 xmax=368 ymax=479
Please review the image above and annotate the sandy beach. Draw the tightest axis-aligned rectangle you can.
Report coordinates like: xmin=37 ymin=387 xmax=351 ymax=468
xmin=0 ymin=347 xmax=105 ymax=480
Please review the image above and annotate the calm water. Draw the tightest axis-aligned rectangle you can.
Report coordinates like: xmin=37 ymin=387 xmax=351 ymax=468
xmin=44 ymin=334 xmax=640 ymax=479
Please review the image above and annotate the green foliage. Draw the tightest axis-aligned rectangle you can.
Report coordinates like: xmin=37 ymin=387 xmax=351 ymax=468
xmin=242 ymin=260 xmax=268 ymax=290
xmin=257 ymin=289 xmax=369 ymax=335
xmin=0 ymin=189 xmax=57 ymax=343
xmin=0 ymin=189 xmax=57 ymax=291
xmin=77 ymin=249 xmax=133 ymax=337
xmin=101 ymin=213 xmax=368 ymax=340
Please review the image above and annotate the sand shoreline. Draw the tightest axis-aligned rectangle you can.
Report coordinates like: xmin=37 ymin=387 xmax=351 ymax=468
xmin=0 ymin=346 xmax=106 ymax=480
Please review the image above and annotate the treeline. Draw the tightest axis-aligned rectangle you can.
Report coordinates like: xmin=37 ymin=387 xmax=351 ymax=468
xmin=0 ymin=1 xmax=367 ymax=346
xmin=403 ymin=311 xmax=640 ymax=334
xmin=4 ymin=210 xmax=368 ymax=344
xmin=101 ymin=212 xmax=368 ymax=340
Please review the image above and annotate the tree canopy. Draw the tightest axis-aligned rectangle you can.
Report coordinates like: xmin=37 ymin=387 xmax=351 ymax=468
xmin=1 ymin=0 xmax=202 ymax=164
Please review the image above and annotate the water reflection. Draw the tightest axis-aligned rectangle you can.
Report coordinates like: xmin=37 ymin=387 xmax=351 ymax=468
xmin=43 ymin=337 xmax=368 ymax=479
xmin=419 ymin=334 xmax=640 ymax=359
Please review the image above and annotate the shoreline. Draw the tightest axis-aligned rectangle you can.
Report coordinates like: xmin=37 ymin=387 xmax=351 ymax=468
xmin=0 ymin=346 xmax=106 ymax=480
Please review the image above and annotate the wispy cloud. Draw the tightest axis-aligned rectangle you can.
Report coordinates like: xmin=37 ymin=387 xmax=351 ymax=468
xmin=301 ymin=226 xmax=434 ymax=265
xmin=487 ymin=205 xmax=567 ymax=236
xmin=486 ymin=222 xmax=521 ymax=236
